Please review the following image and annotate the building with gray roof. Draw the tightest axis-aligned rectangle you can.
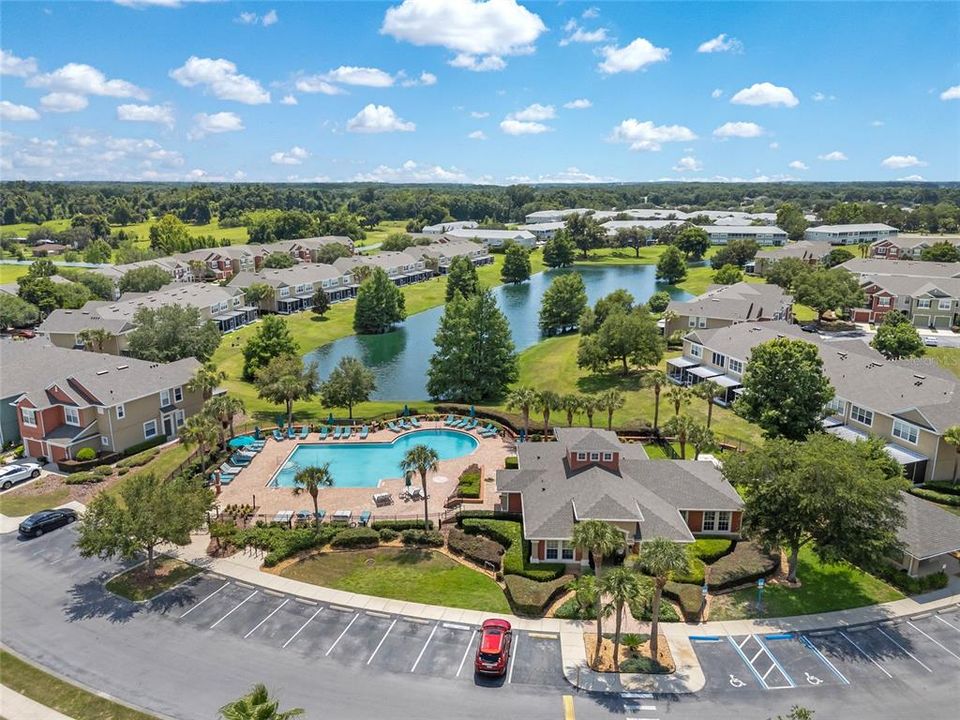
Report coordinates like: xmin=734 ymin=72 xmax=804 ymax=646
xmin=805 ymin=223 xmax=898 ymax=245
xmin=850 ymin=273 xmax=960 ymax=328
xmin=664 ymin=282 xmax=793 ymax=337
xmin=751 ymin=241 xmax=833 ymax=275
xmin=445 ymin=227 xmax=537 ymax=249
xmin=421 ymin=221 xmax=477 ymax=235
xmin=894 ymin=491 xmax=960 ymax=577
xmin=230 ymin=263 xmax=356 ymax=314
xmin=840 ymin=258 xmax=960 ymax=280
xmin=870 ymin=234 xmax=960 ymax=261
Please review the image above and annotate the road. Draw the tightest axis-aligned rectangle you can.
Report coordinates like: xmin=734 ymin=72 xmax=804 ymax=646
xmin=2 ymin=528 xmax=958 ymax=720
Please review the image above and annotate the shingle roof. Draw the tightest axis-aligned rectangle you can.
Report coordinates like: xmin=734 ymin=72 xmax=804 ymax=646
xmin=37 ymin=309 xmax=134 ymax=337
xmin=446 ymin=228 xmax=535 ymax=242
xmin=703 ymin=225 xmax=787 ymax=237
xmin=755 ymin=241 xmax=832 ymax=261
xmin=840 ymin=258 xmax=960 ymax=279
xmin=860 ymin=274 xmax=960 ymax=298
xmin=666 ymin=282 xmax=792 ymax=322
xmin=808 ymin=223 xmax=898 ymax=233
xmin=897 ymin=491 xmax=960 ymax=560
xmin=230 ymin=263 xmax=343 ymax=289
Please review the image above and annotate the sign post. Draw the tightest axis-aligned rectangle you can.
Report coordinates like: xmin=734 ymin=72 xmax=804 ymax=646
xmin=756 ymin=577 xmax=765 ymax=616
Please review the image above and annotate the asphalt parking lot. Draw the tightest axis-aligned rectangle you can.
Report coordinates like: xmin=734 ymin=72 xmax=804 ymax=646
xmin=148 ymin=572 xmax=568 ymax=689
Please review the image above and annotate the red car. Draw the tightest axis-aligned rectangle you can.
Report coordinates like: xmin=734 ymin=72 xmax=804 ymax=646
xmin=475 ymin=618 xmax=512 ymax=676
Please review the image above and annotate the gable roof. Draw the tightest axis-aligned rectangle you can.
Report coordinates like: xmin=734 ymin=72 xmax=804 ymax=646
xmin=808 ymin=223 xmax=898 ymax=234
xmin=840 ymin=258 xmax=960 ymax=279
xmin=897 ymin=491 xmax=960 ymax=560
xmin=755 ymin=240 xmax=833 ymax=261
xmin=666 ymin=282 xmax=792 ymax=322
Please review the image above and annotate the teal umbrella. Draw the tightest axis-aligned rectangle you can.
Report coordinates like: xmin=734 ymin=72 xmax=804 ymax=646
xmin=469 ymin=405 xmax=476 ymax=418
xmin=276 ymin=414 xmax=284 ymax=429
xmin=403 ymin=404 xmax=409 ymax=417
xmin=327 ymin=412 xmax=334 ymax=424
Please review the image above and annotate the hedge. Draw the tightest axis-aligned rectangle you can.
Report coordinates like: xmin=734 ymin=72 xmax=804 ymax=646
xmin=630 ymin=592 xmax=681 ymax=623
xmin=456 ymin=468 xmax=481 ymax=499
xmin=94 ymin=465 xmax=114 ymax=477
xmin=505 ymin=456 xmax=518 ymax=470
xmin=75 ymin=448 xmax=96 ymax=461
xmin=672 ymin=556 xmax=706 ymax=586
xmin=707 ymin=541 xmax=780 ymax=591
xmin=377 ymin=528 xmax=399 ymax=542
xmin=221 ymin=525 xmax=345 ymax=567
xmin=400 ymin=529 xmax=444 ymax=547
xmin=504 ymin=574 xmax=573 ymax=616
xmin=331 ymin=527 xmax=380 ymax=549
xmin=64 ymin=471 xmax=101 ymax=485
xmin=690 ymin=537 xmax=735 ymax=564
xmin=620 ymin=656 xmax=671 ymax=674
xmin=664 ymin=581 xmax=704 ymax=621
xmin=122 ymin=435 xmax=167 ymax=458
xmin=116 ymin=448 xmax=160 ymax=469
xmin=868 ymin=564 xmax=949 ymax=595
xmin=370 ymin=519 xmax=435 ymax=531
xmin=460 ymin=518 xmax=566 ymax=581
xmin=909 ymin=487 xmax=960 ymax=507
xmin=923 ymin=481 xmax=960 ymax=497
xmin=447 ymin=527 xmax=504 ymax=571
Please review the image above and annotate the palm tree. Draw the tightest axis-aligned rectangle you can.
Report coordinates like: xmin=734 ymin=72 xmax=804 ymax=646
xmin=600 ymin=567 xmax=645 ymax=671
xmin=535 ymin=389 xmax=561 ymax=437
xmin=77 ymin=327 xmax=114 ymax=353
xmin=179 ymin=413 xmax=219 ymax=476
xmin=691 ymin=381 xmax=721 ymax=429
xmin=569 ymin=574 xmax=598 ymax=618
xmin=641 ymin=370 xmax=669 ymax=433
xmin=560 ymin=393 xmax=583 ymax=427
xmin=572 ymin=520 xmax=627 ymax=664
xmin=637 ymin=538 xmax=689 ymax=661
xmin=581 ymin=395 xmax=600 ymax=427
xmin=665 ymin=385 xmax=691 ymax=418
xmin=945 ymin=425 xmax=960 ymax=484
xmin=292 ymin=464 xmax=333 ymax=528
xmin=688 ymin=422 xmax=715 ymax=460
xmin=597 ymin=389 xmax=625 ymax=430
xmin=663 ymin=415 xmax=696 ymax=459
xmin=188 ymin=362 xmax=227 ymax=401
xmin=506 ymin=386 xmax=538 ymax=437
xmin=219 ymin=683 xmax=303 ymax=720
xmin=204 ymin=395 xmax=246 ymax=449
xmin=244 ymin=282 xmax=276 ymax=308
xmin=399 ymin=444 xmax=440 ymax=528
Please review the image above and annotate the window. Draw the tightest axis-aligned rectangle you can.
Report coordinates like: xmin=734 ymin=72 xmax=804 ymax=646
xmin=101 ymin=436 xmax=109 ymax=447
xmin=64 ymin=407 xmax=80 ymax=426
xmin=279 ymin=287 xmax=290 ymax=299
xmin=939 ymin=299 xmax=952 ymax=310
xmin=561 ymin=541 xmax=575 ymax=561
xmin=850 ymin=404 xmax=874 ymax=427
xmin=690 ymin=344 xmax=702 ymax=359
xmin=917 ymin=298 xmax=931 ymax=309
xmin=545 ymin=540 xmax=559 ymax=560
xmin=688 ymin=316 xmax=697 ymax=328
xmin=21 ymin=408 xmax=36 ymax=427
xmin=729 ymin=358 xmax=743 ymax=375
xmin=602 ymin=452 xmax=613 ymax=461
xmin=143 ymin=419 xmax=158 ymax=439
xmin=711 ymin=352 xmax=726 ymax=368
xmin=175 ymin=409 xmax=185 ymax=428
xmin=589 ymin=452 xmax=600 ymax=461
xmin=716 ymin=512 xmax=731 ymax=533
xmin=160 ymin=389 xmax=170 ymax=407
xmin=892 ymin=419 xmax=919 ymax=445
xmin=698 ymin=316 xmax=707 ymax=328
xmin=173 ymin=386 xmax=183 ymax=403
xmin=825 ymin=397 xmax=846 ymax=416
xmin=875 ymin=247 xmax=886 ymax=255
xmin=702 ymin=511 xmax=717 ymax=532
xmin=878 ymin=297 xmax=891 ymax=306
xmin=116 ymin=404 xmax=125 ymax=420
xmin=577 ymin=452 xmax=587 ymax=461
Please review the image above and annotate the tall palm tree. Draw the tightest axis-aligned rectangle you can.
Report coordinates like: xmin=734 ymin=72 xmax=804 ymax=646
xmin=945 ymin=425 xmax=960 ymax=484
xmin=506 ymin=385 xmax=538 ymax=437
xmin=77 ymin=327 xmax=114 ymax=353
xmin=560 ymin=393 xmax=583 ymax=427
xmin=581 ymin=395 xmax=600 ymax=428
xmin=569 ymin=573 xmax=598 ymax=618
xmin=535 ymin=389 xmax=561 ymax=437
xmin=641 ymin=370 xmax=669 ymax=434
xmin=572 ymin=520 xmax=627 ymax=664
xmin=665 ymin=385 xmax=691 ymax=418
xmin=219 ymin=683 xmax=303 ymax=720
xmin=399 ymin=444 xmax=440 ymax=528
xmin=204 ymin=395 xmax=246 ymax=448
xmin=598 ymin=389 xmax=625 ymax=430
xmin=179 ymin=413 xmax=219 ymax=476
xmin=663 ymin=415 xmax=696 ymax=459
xmin=637 ymin=538 xmax=689 ymax=661
xmin=600 ymin=567 xmax=645 ymax=671
xmin=688 ymin=422 xmax=715 ymax=460
xmin=691 ymin=380 xmax=721 ymax=428
xmin=292 ymin=464 xmax=333 ymax=528
xmin=188 ymin=362 xmax=227 ymax=401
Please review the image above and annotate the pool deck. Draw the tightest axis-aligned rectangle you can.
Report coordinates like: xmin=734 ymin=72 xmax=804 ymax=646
xmin=215 ymin=420 xmax=512 ymax=522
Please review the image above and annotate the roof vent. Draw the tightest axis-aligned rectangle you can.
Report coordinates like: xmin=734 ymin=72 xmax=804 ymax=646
xmin=116 ymin=364 xmax=128 ymax=370
xmin=96 ymin=370 xmax=108 ymax=376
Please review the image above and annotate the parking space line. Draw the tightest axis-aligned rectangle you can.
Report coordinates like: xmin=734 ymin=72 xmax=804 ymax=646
xmin=325 ymin=612 xmax=359 ymax=656
xmin=178 ymin=581 xmax=229 ymax=619
xmin=563 ymin=695 xmax=575 ymax=720
xmin=506 ymin=634 xmax=519 ymax=683
xmin=838 ymin=631 xmax=893 ymax=679
xmin=442 ymin=622 xmax=471 ymax=631
xmin=876 ymin=627 xmax=932 ymax=672
xmin=210 ymin=590 xmax=258 ymax=629
xmin=907 ymin=621 xmax=960 ymax=661
xmin=750 ymin=648 xmax=765 ymax=663
xmin=727 ymin=636 xmax=768 ymax=688
xmin=755 ymin=635 xmax=794 ymax=687
xmin=528 ymin=632 xmax=558 ymax=640
xmin=936 ymin=615 xmax=960 ymax=633
xmin=456 ymin=630 xmax=478 ymax=677
xmin=366 ymin=618 xmax=397 ymax=665
xmin=737 ymin=636 xmax=751 ymax=649
xmin=243 ymin=599 xmax=288 ymax=639
xmin=800 ymin=635 xmax=849 ymax=684
xmin=410 ymin=624 xmax=439 ymax=672
xmin=282 ymin=607 xmax=323 ymax=649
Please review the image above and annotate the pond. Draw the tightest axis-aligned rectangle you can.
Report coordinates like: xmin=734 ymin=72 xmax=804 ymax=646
xmin=303 ymin=264 xmax=694 ymax=401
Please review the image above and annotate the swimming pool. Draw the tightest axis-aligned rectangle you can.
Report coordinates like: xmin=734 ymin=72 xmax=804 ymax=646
xmin=270 ymin=429 xmax=479 ymax=489
xmin=229 ymin=435 xmax=257 ymax=448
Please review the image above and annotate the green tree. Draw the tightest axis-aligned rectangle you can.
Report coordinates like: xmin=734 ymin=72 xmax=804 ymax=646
xmin=735 ymin=338 xmax=834 ymax=440
xmin=943 ymin=426 xmax=960 ymax=483
xmin=597 ymin=388 xmax=625 ymax=430
xmin=506 ymin=386 xmax=538 ymax=436
xmin=315 ymin=243 xmax=355 ymax=264
xmin=75 ymin=473 xmax=213 ymax=576
xmin=578 ymin=307 xmax=663 ymax=375
xmin=399 ymin=444 xmax=440 ymax=529
xmin=688 ymin=422 xmax=715 ymax=460
xmin=539 ymin=272 xmax=588 ymax=333
xmin=219 ymin=684 xmax=304 ymax=720
xmin=179 ymin=413 xmax=220 ymax=476
xmin=920 ymin=242 xmax=960 ymax=263
xmin=119 ymin=265 xmax=172 ymax=294
xmin=560 ymin=393 xmax=583 ymax=426
xmin=188 ymin=362 xmax=226 ymax=401
xmin=0 ymin=294 xmax=39 ymax=328
xmin=775 ymin=707 xmax=815 ymax=720
xmin=242 ymin=315 xmax=299 ymax=380
xmin=353 ymin=267 xmax=406 ymax=334
xmin=54 ymin=281 xmax=93 ymax=309
xmin=67 ymin=270 xmax=114 ymax=300
xmin=776 ymin=203 xmax=808 ymax=242
xmin=641 ymin=370 xmax=669 ymax=433
xmin=244 ymin=282 xmax=276 ymax=307
xmin=320 ymin=356 xmax=376 ymax=419
xmin=674 ymin=225 xmax=710 ymax=259
xmin=535 ymin=389 xmax=560 ymax=436
xmin=293 ymin=464 xmax=334 ymax=528
xmin=17 ymin=276 xmax=58 ymax=314
xmin=665 ymin=385 xmax=691 ymax=418
xmin=204 ymin=394 xmax=246 ymax=448
xmin=572 ymin=520 xmax=626 ymax=664
xmin=380 ymin=232 xmax=415 ymax=251
xmin=723 ymin=434 xmax=907 ymax=582
xmin=445 ymin=255 xmax=480 ymax=301
xmin=656 ymin=245 xmax=687 ymax=284
xmin=26 ymin=258 xmax=57 ymax=278
xmin=311 ymin=288 xmax=331 ymax=318
xmin=713 ymin=264 xmax=743 ymax=285
xmin=569 ymin=573 xmax=598 ymax=617
xmin=823 ymin=247 xmax=855 ymax=268
xmin=581 ymin=394 xmax=600 ymax=427
xmin=764 ymin=257 xmax=812 ymax=291
xmin=647 ymin=290 xmax=671 ymax=313
xmin=83 ymin=239 xmax=113 ymax=264
xmin=663 ymin=414 xmax=697 ymax=458
xmin=148 ymin=214 xmax=191 ymax=255
xmin=255 ymin=354 xmax=320 ymax=428
xmin=263 ymin=252 xmax=295 ymax=269
xmin=565 ymin=213 xmax=606 ymax=259
xmin=792 ymin=268 xmax=864 ymax=322
xmin=637 ymin=538 xmax=689 ymax=660
xmin=871 ymin=316 xmax=925 ymax=359
xmin=601 ymin=567 xmax=646 ymax=671
xmin=710 ymin=239 xmax=759 ymax=269
xmin=615 ymin=226 xmax=650 ymax=258
xmin=127 ymin=305 xmax=221 ymax=363
xmin=77 ymin=327 xmax=115 ymax=353
xmin=501 ymin=243 xmax=531 ymax=284
xmin=542 ymin=230 xmax=576 ymax=268
xmin=691 ymin=380 xmax=721 ymax=428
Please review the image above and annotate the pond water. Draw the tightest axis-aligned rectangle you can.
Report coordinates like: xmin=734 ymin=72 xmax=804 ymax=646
xmin=303 ymin=264 xmax=694 ymax=401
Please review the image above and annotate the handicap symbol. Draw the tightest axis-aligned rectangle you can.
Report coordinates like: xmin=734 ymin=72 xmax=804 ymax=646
xmin=805 ymin=672 xmax=822 ymax=686
xmin=729 ymin=674 xmax=746 ymax=688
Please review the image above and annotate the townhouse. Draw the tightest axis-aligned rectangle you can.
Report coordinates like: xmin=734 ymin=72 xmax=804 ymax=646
xmin=600 ymin=219 xmax=681 ymax=237
xmin=749 ymin=240 xmax=833 ymax=275
xmin=663 ymin=282 xmax=793 ymax=337
xmin=333 ymin=250 xmax=432 ymax=286
xmin=839 ymin=258 xmax=960 ymax=280
xmin=35 ymin=308 xmax=134 ymax=354
xmin=517 ymin=222 xmax=567 ymax=241
xmin=672 ymin=321 xmax=960 ymax=483
xmin=703 ymin=225 xmax=788 ymax=246
xmin=272 ymin=236 xmax=355 ymax=263
xmin=523 ymin=208 xmax=593 ymax=224
xmin=10 ymin=344 xmax=203 ymax=465
xmin=408 ymin=238 xmax=493 ymax=273
xmin=805 ymin=223 xmax=898 ymax=245
xmin=230 ymin=263 xmax=357 ymax=314
xmin=497 ymin=428 xmax=744 ymax=566
xmin=421 ymin=221 xmax=478 ymax=235
xmin=444 ymin=227 xmax=537 ymax=249
xmin=849 ymin=274 xmax=960 ymax=328
xmin=870 ymin=235 xmax=960 ymax=261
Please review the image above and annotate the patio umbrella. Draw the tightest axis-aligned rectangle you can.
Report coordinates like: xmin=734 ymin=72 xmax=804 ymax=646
xmin=276 ymin=414 xmax=284 ymax=429
xmin=403 ymin=404 xmax=409 ymax=417
xmin=469 ymin=405 xmax=475 ymax=418
xmin=327 ymin=412 xmax=334 ymax=425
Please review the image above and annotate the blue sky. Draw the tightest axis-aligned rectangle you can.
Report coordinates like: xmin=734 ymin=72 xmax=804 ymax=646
xmin=1 ymin=0 xmax=958 ymax=183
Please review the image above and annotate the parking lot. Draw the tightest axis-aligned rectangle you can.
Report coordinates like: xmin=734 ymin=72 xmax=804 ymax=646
xmin=694 ymin=607 xmax=960 ymax=694
xmin=148 ymin=572 xmax=568 ymax=689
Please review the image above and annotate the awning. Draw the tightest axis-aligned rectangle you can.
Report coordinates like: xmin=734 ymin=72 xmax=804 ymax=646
xmin=712 ymin=375 xmax=742 ymax=388
xmin=821 ymin=416 xmax=845 ymax=429
xmin=217 ymin=310 xmax=244 ymax=319
xmin=884 ymin=443 xmax=928 ymax=466
xmin=667 ymin=357 xmax=700 ymax=369
xmin=687 ymin=366 xmax=724 ymax=379
xmin=826 ymin=425 xmax=869 ymax=442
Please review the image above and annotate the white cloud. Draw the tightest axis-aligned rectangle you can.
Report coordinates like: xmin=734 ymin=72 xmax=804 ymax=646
xmin=414 ymin=71 xmax=437 ymax=86
xmin=560 ymin=22 xmax=609 ymax=46
xmin=40 ymin=92 xmax=89 ymax=113
xmin=170 ymin=56 xmax=270 ymax=104
xmin=598 ymin=38 xmax=670 ymax=74
xmin=529 ymin=167 xmax=617 ymax=183
xmin=188 ymin=111 xmax=244 ymax=139
xmin=713 ymin=121 xmax=765 ymax=138
xmin=769 ymin=141 xmax=779 ymax=149
xmin=381 ymin=0 xmax=546 ymax=72
xmin=673 ymin=156 xmax=703 ymax=172
xmin=788 ymin=160 xmax=809 ymax=170
xmin=270 ymin=146 xmax=309 ymax=165
xmin=468 ymin=130 xmax=487 ymax=140
xmin=325 ymin=66 xmax=395 ymax=87
xmin=353 ymin=159 xmax=471 ymax=183
xmin=509 ymin=103 xmax=555 ymax=121
xmin=697 ymin=33 xmax=743 ymax=54
xmin=582 ymin=7 xmax=600 ymax=19
xmin=236 ymin=9 xmax=277 ymax=26
xmin=730 ymin=82 xmax=799 ymax=108
xmin=280 ymin=95 xmax=298 ymax=105
xmin=500 ymin=119 xmax=550 ymax=135
xmin=564 ymin=98 xmax=592 ymax=109
xmin=811 ymin=91 xmax=836 ymax=102
xmin=711 ymin=88 xmax=723 ymax=99
xmin=939 ymin=85 xmax=960 ymax=101
xmin=117 ymin=103 xmax=175 ymax=127
xmin=262 ymin=9 xmax=278 ymax=26
xmin=871 ymin=120 xmax=885 ymax=127
xmin=1 ymin=49 xmax=38 ymax=77
xmin=0 ymin=100 xmax=40 ymax=121
xmin=609 ymin=119 xmax=697 ymax=151
xmin=114 ymin=0 xmax=212 ymax=6
xmin=818 ymin=150 xmax=848 ymax=161
xmin=28 ymin=62 xmax=147 ymax=99
xmin=470 ymin=110 xmax=489 ymax=118
xmin=881 ymin=154 xmax=927 ymax=169
xmin=295 ymin=76 xmax=345 ymax=95
xmin=346 ymin=104 xmax=415 ymax=133
xmin=898 ymin=174 xmax=925 ymax=181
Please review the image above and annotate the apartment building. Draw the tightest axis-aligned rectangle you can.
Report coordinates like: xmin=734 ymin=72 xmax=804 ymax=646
xmin=870 ymin=235 xmax=960 ymax=261
xmin=272 ymin=236 xmax=355 ymax=263
xmin=805 ymin=223 xmax=898 ymax=245
xmin=703 ymin=225 xmax=788 ymax=246
xmin=750 ymin=241 xmax=833 ymax=275
xmin=523 ymin=208 xmax=593 ymax=224
xmin=663 ymin=282 xmax=793 ymax=337
xmin=230 ymin=263 xmax=357 ymax=314
xmin=421 ymin=221 xmax=478 ymax=235
xmin=850 ymin=274 xmax=960 ymax=328
xmin=517 ymin=222 xmax=567 ymax=241
xmin=445 ymin=227 xmax=537 ymax=249
xmin=333 ymin=251 xmax=432 ymax=286
xmin=408 ymin=238 xmax=493 ymax=273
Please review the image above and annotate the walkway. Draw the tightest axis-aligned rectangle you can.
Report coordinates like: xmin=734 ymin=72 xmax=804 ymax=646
xmin=0 ymin=686 xmax=73 ymax=720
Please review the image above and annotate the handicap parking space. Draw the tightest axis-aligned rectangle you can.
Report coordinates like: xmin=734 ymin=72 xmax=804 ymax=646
xmin=728 ymin=634 xmax=794 ymax=689
xmin=506 ymin=631 xmax=566 ymax=688
xmin=412 ymin=622 xmax=477 ymax=679
xmin=691 ymin=636 xmax=762 ymax=691
xmin=764 ymin=634 xmax=849 ymax=688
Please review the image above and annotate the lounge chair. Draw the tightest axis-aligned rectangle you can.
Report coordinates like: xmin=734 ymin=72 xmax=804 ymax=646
xmin=218 ymin=475 xmax=233 ymax=486
xmin=273 ymin=429 xmax=284 ymax=442
xmin=318 ymin=426 xmax=329 ymax=440
xmin=409 ymin=486 xmax=425 ymax=501
xmin=331 ymin=509 xmax=352 ymax=524
xmin=396 ymin=419 xmax=409 ymax=430
xmin=443 ymin=414 xmax=455 ymax=426
xmin=287 ymin=426 xmax=296 ymax=440
xmin=359 ymin=425 xmax=369 ymax=439
xmin=372 ymin=492 xmax=393 ymax=507
xmin=273 ymin=510 xmax=294 ymax=524
xmin=299 ymin=425 xmax=309 ymax=439
xmin=315 ymin=509 xmax=326 ymax=523
xmin=386 ymin=421 xmax=401 ymax=433
xmin=343 ymin=426 xmax=353 ymax=439
xmin=453 ymin=418 xmax=467 ymax=428
xmin=410 ymin=417 xmax=421 ymax=428
xmin=358 ymin=510 xmax=372 ymax=527
xmin=295 ymin=509 xmax=313 ymax=522
xmin=229 ymin=453 xmax=252 ymax=466
xmin=331 ymin=426 xmax=342 ymax=439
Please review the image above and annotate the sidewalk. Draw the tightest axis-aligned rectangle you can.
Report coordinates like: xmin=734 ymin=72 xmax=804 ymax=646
xmin=0 ymin=686 xmax=73 ymax=720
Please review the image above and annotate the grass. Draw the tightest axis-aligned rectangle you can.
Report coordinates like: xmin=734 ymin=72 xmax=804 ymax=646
xmin=708 ymin=546 xmax=904 ymax=620
xmin=0 ymin=263 xmax=29 ymax=283
xmin=280 ymin=546 xmax=511 ymax=612
xmin=461 ymin=518 xmax=565 ymax=580
xmin=357 ymin=219 xmax=410 ymax=248
xmin=642 ymin=442 xmax=684 ymax=459
xmin=0 ymin=486 xmax=70 ymax=517
xmin=105 ymin=557 xmax=202 ymax=602
xmin=0 ymin=649 xmax=157 ymax=720
xmin=926 ymin=346 xmax=960 ymax=378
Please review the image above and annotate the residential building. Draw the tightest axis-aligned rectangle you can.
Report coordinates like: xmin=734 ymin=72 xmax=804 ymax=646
xmin=893 ymin=491 xmax=960 ymax=577
xmin=32 ymin=242 xmax=68 ymax=256
xmin=272 ymin=236 xmax=355 ymax=263
xmin=869 ymin=235 xmax=960 ymax=261
xmin=523 ymin=208 xmax=592 ymax=224
xmin=517 ymin=222 xmax=567 ymax=241
xmin=805 ymin=223 xmax=898 ymax=245
xmin=445 ymin=228 xmax=537 ymax=249
xmin=230 ymin=263 xmax=357 ymax=314
xmin=663 ymin=282 xmax=793 ymax=337
xmin=496 ymin=428 xmax=744 ymax=566
xmin=849 ymin=274 xmax=960 ymax=328
xmin=421 ymin=221 xmax=477 ymax=235
xmin=703 ymin=225 xmax=788 ymax=246
xmin=333 ymin=251 xmax=432 ymax=286
xmin=0 ymin=339 xmax=74 ymax=447
xmin=601 ymin=219 xmax=680 ymax=237
xmin=673 ymin=321 xmax=960 ymax=482
xmin=408 ymin=238 xmax=493 ymax=273
xmin=750 ymin=241 xmax=833 ymax=275
xmin=839 ymin=258 xmax=960 ymax=280
xmin=36 ymin=307 xmax=134 ymax=354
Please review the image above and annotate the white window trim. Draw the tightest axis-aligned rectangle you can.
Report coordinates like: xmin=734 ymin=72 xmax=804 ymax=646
xmin=545 ymin=540 xmax=559 ymax=561
xmin=143 ymin=419 xmax=158 ymax=440
xmin=577 ymin=452 xmax=587 ymax=461
xmin=160 ymin=389 xmax=171 ymax=407
xmin=690 ymin=344 xmax=703 ymax=359
xmin=100 ymin=436 xmax=109 ymax=447
xmin=21 ymin=408 xmax=37 ymax=427
xmin=729 ymin=358 xmax=744 ymax=376
xmin=116 ymin=404 xmax=125 ymax=420
xmin=892 ymin=419 xmax=919 ymax=445
xmin=698 ymin=316 xmax=707 ymax=328
xmin=939 ymin=299 xmax=952 ymax=310
xmin=589 ymin=452 xmax=600 ymax=461
xmin=560 ymin=540 xmax=575 ymax=561
xmin=702 ymin=511 xmax=717 ymax=532
xmin=173 ymin=386 xmax=183 ymax=403
xmin=917 ymin=298 xmax=931 ymax=309
xmin=602 ymin=452 xmax=613 ymax=461
xmin=716 ymin=511 xmax=731 ymax=533
xmin=64 ymin=407 xmax=81 ymax=427
xmin=850 ymin=404 xmax=874 ymax=427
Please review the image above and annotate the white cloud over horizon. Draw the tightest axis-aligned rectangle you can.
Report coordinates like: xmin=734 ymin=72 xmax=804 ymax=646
xmin=188 ymin=111 xmax=244 ymax=139
xmin=730 ymin=82 xmax=799 ymax=107
xmin=170 ymin=56 xmax=270 ymax=104
xmin=610 ymin=119 xmax=697 ymax=151
xmin=598 ymin=38 xmax=670 ymax=74
xmin=713 ymin=121 xmax=764 ymax=138
xmin=881 ymin=154 xmax=927 ymax=169
xmin=346 ymin=104 xmax=415 ymax=133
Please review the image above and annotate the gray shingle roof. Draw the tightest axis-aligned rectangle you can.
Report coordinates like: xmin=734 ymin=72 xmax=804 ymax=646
xmin=808 ymin=223 xmax=898 ymax=233
xmin=897 ymin=491 xmax=960 ymax=560
xmin=37 ymin=309 xmax=134 ymax=337
xmin=666 ymin=282 xmax=792 ymax=322
xmin=841 ymin=258 xmax=960 ymax=279
xmin=755 ymin=241 xmax=832 ymax=261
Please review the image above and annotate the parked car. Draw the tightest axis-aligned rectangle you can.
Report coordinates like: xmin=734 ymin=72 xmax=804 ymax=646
xmin=18 ymin=508 xmax=77 ymax=538
xmin=0 ymin=462 xmax=41 ymax=491
xmin=475 ymin=618 xmax=513 ymax=676
xmin=923 ymin=336 xmax=939 ymax=347
xmin=799 ymin=323 xmax=819 ymax=333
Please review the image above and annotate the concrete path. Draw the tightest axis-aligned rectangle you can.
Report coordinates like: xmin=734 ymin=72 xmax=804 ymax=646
xmin=0 ymin=501 xmax=86 ymax=534
xmin=0 ymin=685 xmax=74 ymax=720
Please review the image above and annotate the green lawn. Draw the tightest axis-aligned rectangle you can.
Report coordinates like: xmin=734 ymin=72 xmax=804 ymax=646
xmin=280 ymin=547 xmax=511 ymax=612
xmin=0 ymin=263 xmax=29 ymax=283
xmin=927 ymin=346 xmax=960 ymax=379
xmin=1 ymin=649 xmax=157 ymax=720
xmin=708 ymin=546 xmax=904 ymax=620
xmin=105 ymin=557 xmax=202 ymax=602
xmin=358 ymin=219 xmax=410 ymax=248
xmin=0 ymin=487 xmax=70 ymax=517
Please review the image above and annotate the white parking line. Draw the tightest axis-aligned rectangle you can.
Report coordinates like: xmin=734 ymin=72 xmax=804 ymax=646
xmin=366 ymin=619 xmax=398 ymax=665
xmin=410 ymin=624 xmax=439 ymax=672
xmin=876 ymin=627 xmax=932 ymax=672
xmin=800 ymin=635 xmax=850 ymax=685
xmin=507 ymin=634 xmax=519 ymax=684
xmin=838 ymin=631 xmax=893 ymax=679
xmin=456 ymin=630 xmax=478 ymax=677
xmin=210 ymin=590 xmax=258 ymax=629
xmin=936 ymin=614 xmax=960 ymax=633
xmin=282 ymin=607 xmax=323 ymax=649
xmin=325 ymin=613 xmax=360 ymax=656
xmin=243 ymin=599 xmax=289 ymax=639
xmin=178 ymin=581 xmax=229 ymax=619
xmin=755 ymin=635 xmax=794 ymax=688
xmin=727 ymin=636 xmax=768 ymax=688
xmin=907 ymin=621 xmax=960 ymax=661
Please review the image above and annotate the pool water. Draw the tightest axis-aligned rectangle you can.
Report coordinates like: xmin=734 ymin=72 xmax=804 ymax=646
xmin=271 ymin=429 xmax=479 ymax=489
xmin=229 ymin=435 xmax=257 ymax=448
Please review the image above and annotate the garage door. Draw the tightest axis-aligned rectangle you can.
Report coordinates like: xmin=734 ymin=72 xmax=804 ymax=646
xmin=913 ymin=314 xmax=930 ymax=327
xmin=933 ymin=315 xmax=950 ymax=328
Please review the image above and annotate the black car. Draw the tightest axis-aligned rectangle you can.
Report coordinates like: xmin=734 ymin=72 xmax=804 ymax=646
xmin=800 ymin=323 xmax=819 ymax=333
xmin=18 ymin=508 xmax=77 ymax=538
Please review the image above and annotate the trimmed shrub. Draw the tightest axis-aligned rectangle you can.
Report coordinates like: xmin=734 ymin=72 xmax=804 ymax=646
xmin=64 ymin=471 xmax=101 ymax=485
xmin=117 ymin=467 xmax=129 ymax=476
xmin=117 ymin=448 xmax=159 ymax=469
xmin=620 ymin=656 xmax=671 ymax=674
xmin=505 ymin=456 xmax=518 ymax=470
xmin=370 ymin=519 xmax=434 ymax=531
xmin=377 ymin=528 xmax=400 ymax=542
xmin=690 ymin=537 xmax=735 ymax=564
xmin=460 ymin=518 xmax=565 ymax=581
xmin=231 ymin=525 xmax=343 ymax=566
xmin=868 ymin=564 xmax=949 ymax=595
xmin=629 ymin=577 xmax=682 ymax=622
xmin=94 ymin=464 xmax=114 ymax=477
xmin=664 ymin=581 xmax=704 ymax=621
xmin=447 ymin=527 xmax=504 ymax=571
xmin=400 ymin=529 xmax=444 ymax=547
xmin=75 ymin=448 xmax=96 ymax=461
xmin=923 ymin=481 xmax=960 ymax=497
xmin=331 ymin=527 xmax=380 ymax=549
xmin=504 ymin=574 xmax=573 ymax=617
xmin=121 ymin=435 xmax=167 ymax=458
xmin=457 ymin=465 xmax=482 ymax=499
xmin=909 ymin=487 xmax=960 ymax=507
xmin=13 ymin=445 xmax=24 ymax=459
xmin=707 ymin=541 xmax=780 ymax=591
xmin=672 ymin=556 xmax=706 ymax=586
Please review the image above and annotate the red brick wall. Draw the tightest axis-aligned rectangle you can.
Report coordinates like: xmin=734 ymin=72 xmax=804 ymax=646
xmin=505 ymin=493 xmax=522 ymax=513
xmin=686 ymin=510 xmax=704 ymax=533
xmin=567 ymin=452 xmax=619 ymax=472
